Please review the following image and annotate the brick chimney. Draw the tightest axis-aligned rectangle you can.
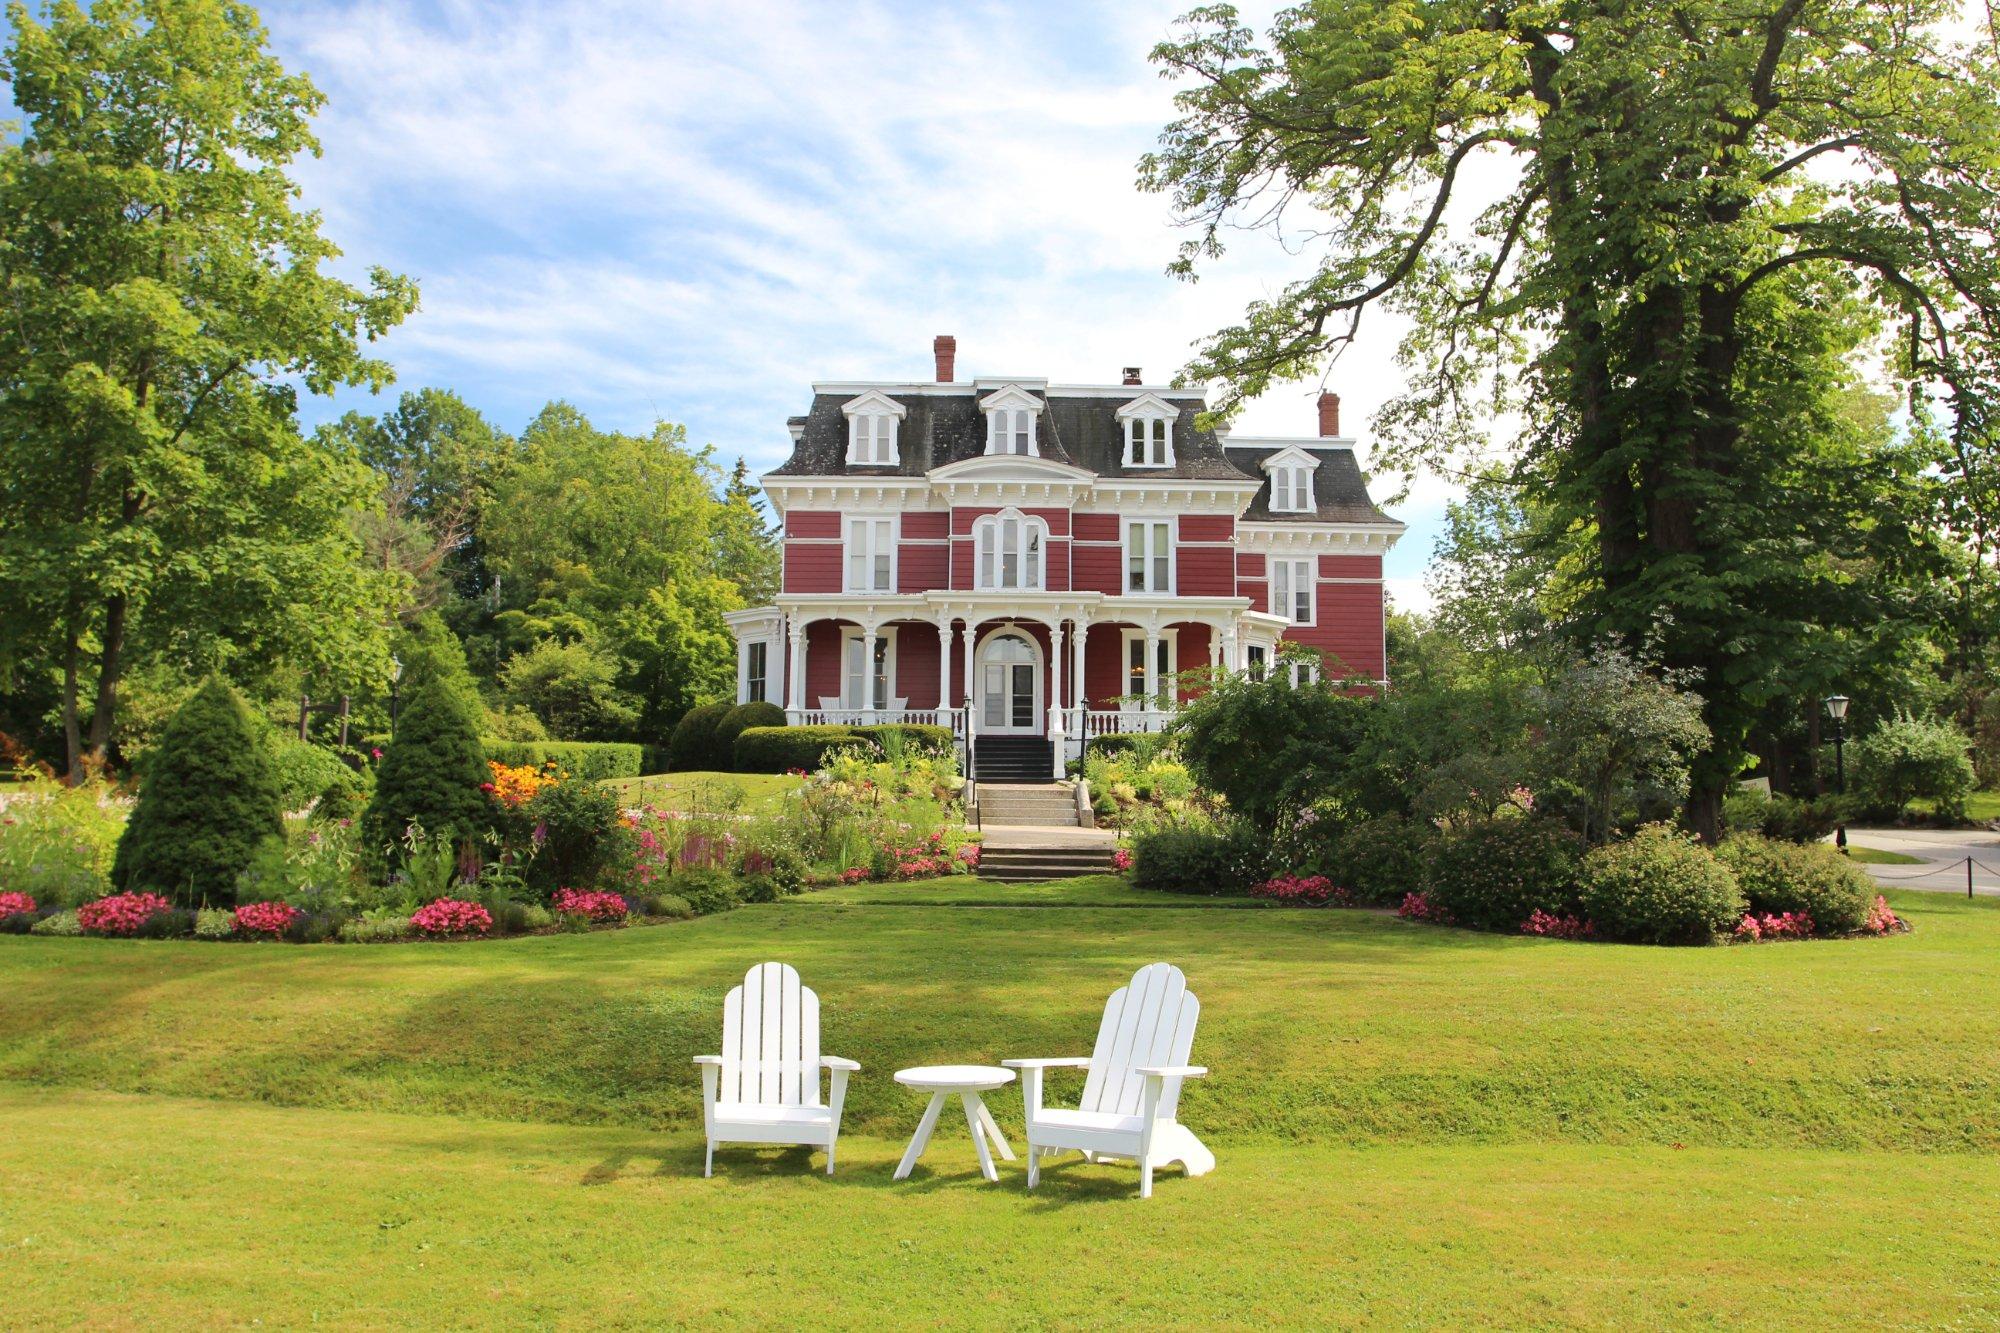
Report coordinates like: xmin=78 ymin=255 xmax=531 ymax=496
xmin=1317 ymin=391 xmax=1342 ymax=437
xmin=933 ymin=334 xmax=957 ymax=383
xmin=1122 ymin=366 xmax=1143 ymax=385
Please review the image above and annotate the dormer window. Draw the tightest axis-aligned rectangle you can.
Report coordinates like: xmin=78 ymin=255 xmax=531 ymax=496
xmin=1115 ymin=393 xmax=1178 ymax=468
xmin=842 ymin=391 xmax=906 ymax=466
xmin=979 ymin=385 xmax=1043 ymax=457
xmin=1262 ymin=446 xmax=1317 ymax=513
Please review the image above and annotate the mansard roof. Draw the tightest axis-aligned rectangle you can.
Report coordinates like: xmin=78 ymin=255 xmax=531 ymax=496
xmin=767 ymin=380 xmax=1399 ymax=526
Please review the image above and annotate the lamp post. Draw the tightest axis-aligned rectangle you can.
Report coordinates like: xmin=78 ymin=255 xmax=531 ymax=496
xmin=1825 ymin=693 xmax=1850 ymax=853
xmin=389 ymin=655 xmax=404 ymax=741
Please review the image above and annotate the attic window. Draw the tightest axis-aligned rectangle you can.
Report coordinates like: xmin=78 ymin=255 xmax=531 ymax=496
xmin=1270 ymin=461 xmax=1314 ymax=513
xmin=841 ymin=391 xmax=906 ymax=466
xmin=1116 ymin=393 xmax=1177 ymax=468
xmin=979 ymin=386 xmax=1043 ymax=457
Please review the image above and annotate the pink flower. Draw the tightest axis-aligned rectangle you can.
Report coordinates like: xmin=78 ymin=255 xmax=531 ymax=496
xmin=410 ymin=898 xmax=493 ymax=937
xmin=0 ymin=891 xmax=35 ymax=917
xmin=552 ymin=887 xmax=629 ymax=922
xmin=232 ymin=901 xmax=302 ymax=938
xmin=1111 ymin=848 xmax=1134 ymax=873
xmin=1863 ymin=895 xmax=1902 ymax=935
xmin=1398 ymin=891 xmax=1452 ymax=924
xmin=1251 ymin=874 xmax=1354 ymax=907
xmin=1521 ymin=910 xmax=1595 ymax=940
xmin=371 ymin=747 xmax=384 ymax=760
xmin=77 ymin=892 xmax=174 ymax=936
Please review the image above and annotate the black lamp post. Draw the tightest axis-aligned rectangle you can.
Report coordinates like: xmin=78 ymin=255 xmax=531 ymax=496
xmin=1825 ymin=693 xmax=1850 ymax=853
xmin=389 ymin=655 xmax=404 ymax=741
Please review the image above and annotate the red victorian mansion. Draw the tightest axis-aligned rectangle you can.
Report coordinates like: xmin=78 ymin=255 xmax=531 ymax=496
xmin=723 ymin=336 xmax=1404 ymax=781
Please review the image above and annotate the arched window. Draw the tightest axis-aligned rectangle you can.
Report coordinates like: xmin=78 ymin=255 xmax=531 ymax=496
xmin=974 ymin=509 xmax=1048 ymax=590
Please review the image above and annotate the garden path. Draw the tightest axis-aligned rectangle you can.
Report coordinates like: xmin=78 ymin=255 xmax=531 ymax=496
xmin=1842 ymin=827 xmax=2000 ymax=896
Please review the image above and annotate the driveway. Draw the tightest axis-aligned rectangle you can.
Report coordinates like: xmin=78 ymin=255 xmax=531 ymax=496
xmin=1840 ymin=827 xmax=2000 ymax=897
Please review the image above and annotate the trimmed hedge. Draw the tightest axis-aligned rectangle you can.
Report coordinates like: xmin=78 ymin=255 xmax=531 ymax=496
xmin=1577 ymin=824 xmax=1744 ymax=945
xmin=1717 ymin=833 xmax=1873 ymax=934
xmin=482 ymin=740 xmax=643 ymax=782
xmin=669 ymin=703 xmax=733 ymax=772
xmin=1088 ymin=733 xmax=1151 ymax=759
xmin=1131 ymin=824 xmax=1268 ymax=895
xmin=853 ymin=723 xmax=955 ymax=757
xmin=734 ymin=725 xmax=879 ymax=773
xmin=716 ymin=701 xmax=787 ymax=768
xmin=1427 ymin=817 xmax=1586 ymax=930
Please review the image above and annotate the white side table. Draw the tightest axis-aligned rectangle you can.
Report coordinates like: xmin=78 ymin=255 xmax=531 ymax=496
xmin=892 ymin=1065 xmax=1018 ymax=1182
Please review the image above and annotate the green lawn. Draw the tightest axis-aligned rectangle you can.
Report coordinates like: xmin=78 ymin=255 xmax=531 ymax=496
xmin=601 ymin=769 xmax=801 ymax=812
xmin=1845 ymin=844 xmax=1925 ymax=865
xmin=3 ymin=885 xmax=1998 ymax=1324
xmin=806 ymin=871 xmax=1262 ymax=908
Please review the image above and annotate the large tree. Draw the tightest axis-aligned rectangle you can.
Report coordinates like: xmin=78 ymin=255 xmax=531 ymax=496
xmin=1143 ymin=0 xmax=2000 ymax=837
xmin=0 ymin=0 xmax=417 ymax=777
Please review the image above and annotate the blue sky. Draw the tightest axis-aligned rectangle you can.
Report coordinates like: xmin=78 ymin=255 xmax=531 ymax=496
xmin=5 ymin=0 xmax=1457 ymax=609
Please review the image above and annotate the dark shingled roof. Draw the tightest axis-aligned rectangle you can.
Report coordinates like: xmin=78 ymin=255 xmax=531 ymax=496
xmin=768 ymin=386 xmax=1397 ymax=525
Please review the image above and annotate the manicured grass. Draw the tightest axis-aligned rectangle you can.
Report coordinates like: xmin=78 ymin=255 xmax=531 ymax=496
xmin=806 ymin=872 xmax=1262 ymax=907
xmin=1905 ymin=788 xmax=2000 ymax=823
xmin=1845 ymin=845 xmax=1925 ymax=865
xmin=4 ymin=1086 xmax=1998 ymax=1328
xmin=601 ymin=769 xmax=801 ymax=812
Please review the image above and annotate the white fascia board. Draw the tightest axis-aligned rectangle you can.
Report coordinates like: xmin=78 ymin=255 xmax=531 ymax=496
xmin=758 ymin=474 xmax=936 ymax=514
xmin=1223 ymin=435 xmax=1357 ymax=450
xmin=840 ymin=389 xmax=908 ymax=419
xmin=811 ymin=381 xmax=973 ymax=396
xmin=1236 ymin=520 xmax=1406 ymax=552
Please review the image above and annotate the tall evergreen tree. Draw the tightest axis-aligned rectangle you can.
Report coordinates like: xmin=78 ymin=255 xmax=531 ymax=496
xmin=365 ymin=673 xmax=491 ymax=858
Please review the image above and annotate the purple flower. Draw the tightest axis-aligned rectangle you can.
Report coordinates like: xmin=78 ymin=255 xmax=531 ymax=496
xmin=532 ymin=821 xmax=548 ymax=846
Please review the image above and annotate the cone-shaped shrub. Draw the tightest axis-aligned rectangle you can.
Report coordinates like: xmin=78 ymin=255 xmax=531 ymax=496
xmin=111 ymin=677 xmax=285 ymax=906
xmin=365 ymin=673 xmax=492 ymax=857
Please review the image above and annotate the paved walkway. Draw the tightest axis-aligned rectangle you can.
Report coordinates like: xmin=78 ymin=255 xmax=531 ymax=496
xmin=1843 ymin=827 xmax=2000 ymax=897
xmin=975 ymin=822 xmax=1120 ymax=850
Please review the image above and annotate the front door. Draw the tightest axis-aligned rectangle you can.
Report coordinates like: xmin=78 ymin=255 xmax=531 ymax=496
xmin=977 ymin=632 xmax=1040 ymax=734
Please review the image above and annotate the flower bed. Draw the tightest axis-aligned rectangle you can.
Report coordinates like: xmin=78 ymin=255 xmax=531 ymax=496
xmin=551 ymin=888 xmax=629 ymax=922
xmin=77 ymin=891 xmax=173 ymax=936
xmin=1521 ymin=910 xmax=1596 ymax=940
xmin=410 ymin=898 xmax=493 ymax=937
xmin=0 ymin=891 xmax=36 ymax=917
xmin=232 ymin=901 xmax=302 ymax=938
xmin=1251 ymin=874 xmax=1356 ymax=907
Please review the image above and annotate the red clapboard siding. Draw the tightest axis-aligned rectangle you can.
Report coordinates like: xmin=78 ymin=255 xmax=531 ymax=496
xmin=1084 ymin=628 xmax=1125 ymax=710
xmin=901 ymin=511 xmax=950 ymax=541
xmin=1284 ymin=582 xmax=1385 ymax=678
xmin=1179 ymin=515 xmax=1234 ymax=543
xmin=1319 ymin=554 xmax=1383 ymax=579
xmin=1176 ymin=624 xmax=1212 ymax=699
xmin=1178 ymin=547 xmax=1235 ymax=596
xmin=1073 ymin=513 xmax=1120 ymax=543
xmin=951 ymin=507 xmax=999 ymax=536
xmin=1236 ymin=551 xmax=1266 ymax=578
xmin=1242 ymin=579 xmax=1269 ymax=614
xmin=950 ymin=540 xmax=973 ymax=589
xmin=898 ymin=543 xmax=948 ymax=594
xmin=1073 ymin=544 xmax=1123 ymax=594
xmin=895 ymin=625 xmax=942 ymax=708
xmin=1044 ymin=540 xmax=1071 ymax=592
xmin=784 ymin=543 xmax=842 ymax=594
xmin=786 ymin=511 xmax=842 ymax=540
xmin=1025 ymin=507 xmax=1072 ymax=537
xmin=805 ymin=621 xmax=844 ymax=704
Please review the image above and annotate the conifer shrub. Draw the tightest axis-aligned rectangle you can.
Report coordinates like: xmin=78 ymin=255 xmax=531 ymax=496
xmin=111 ymin=678 xmax=286 ymax=906
xmin=715 ymin=701 xmax=786 ymax=768
xmin=668 ymin=702 xmax=733 ymax=771
xmin=365 ymin=674 xmax=493 ymax=857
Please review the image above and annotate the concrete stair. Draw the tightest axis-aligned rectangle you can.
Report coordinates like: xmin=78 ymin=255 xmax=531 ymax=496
xmin=978 ymin=782 xmax=1081 ymax=827
xmin=977 ymin=843 xmax=1119 ymax=883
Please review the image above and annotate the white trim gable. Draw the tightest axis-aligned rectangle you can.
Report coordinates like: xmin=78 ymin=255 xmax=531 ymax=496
xmin=842 ymin=390 xmax=907 ymax=466
xmin=1262 ymin=445 xmax=1317 ymax=514
xmin=979 ymin=383 xmax=1044 ymax=457
xmin=1115 ymin=391 xmax=1178 ymax=468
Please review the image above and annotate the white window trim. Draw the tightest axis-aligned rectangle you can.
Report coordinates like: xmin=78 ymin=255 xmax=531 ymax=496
xmin=979 ymin=385 xmax=1044 ymax=458
xmin=1114 ymin=393 xmax=1178 ymax=469
xmin=841 ymin=390 xmax=907 ymax=466
xmin=744 ymin=640 xmax=769 ymax=704
xmin=1122 ymin=517 xmax=1176 ymax=595
xmin=1271 ymin=557 xmax=1316 ymax=626
xmin=838 ymin=627 xmax=899 ymax=711
xmin=1261 ymin=445 xmax=1318 ymax=514
xmin=972 ymin=507 xmax=1050 ymax=591
xmin=843 ymin=515 xmax=898 ymax=593
xmin=1119 ymin=628 xmax=1179 ymax=709
xmin=974 ymin=627 xmax=1044 ymax=734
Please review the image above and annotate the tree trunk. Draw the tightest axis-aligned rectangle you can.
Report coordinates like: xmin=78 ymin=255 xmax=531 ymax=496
xmin=84 ymin=590 xmax=128 ymax=773
xmin=61 ymin=626 xmax=85 ymax=783
xmin=1687 ymin=781 xmax=1723 ymax=845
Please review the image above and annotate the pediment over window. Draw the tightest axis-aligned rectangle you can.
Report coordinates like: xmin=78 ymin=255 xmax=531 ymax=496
xmin=843 ymin=390 xmax=906 ymax=466
xmin=1262 ymin=445 xmax=1317 ymax=513
xmin=1113 ymin=391 xmax=1178 ymax=422
xmin=1116 ymin=392 xmax=1179 ymax=467
xmin=927 ymin=453 xmax=1092 ymax=484
xmin=976 ymin=383 xmax=1044 ymax=416
xmin=840 ymin=389 xmax=908 ymax=421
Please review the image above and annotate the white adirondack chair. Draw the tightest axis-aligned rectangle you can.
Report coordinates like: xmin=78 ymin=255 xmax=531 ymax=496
xmin=693 ymin=962 xmax=860 ymax=1176
xmin=1004 ymin=962 xmax=1214 ymax=1199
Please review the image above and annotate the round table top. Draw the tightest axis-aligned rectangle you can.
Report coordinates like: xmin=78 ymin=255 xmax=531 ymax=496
xmin=894 ymin=1064 xmax=1017 ymax=1091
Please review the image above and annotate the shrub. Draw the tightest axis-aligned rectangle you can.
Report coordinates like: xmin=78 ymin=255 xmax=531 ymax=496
xmin=0 ymin=891 xmax=34 ymax=917
xmin=523 ymin=777 xmax=627 ymax=892
xmin=410 ymin=898 xmax=492 ymax=937
xmin=1521 ymin=910 xmax=1596 ymax=939
xmin=1761 ymin=793 xmax=1849 ymax=844
xmin=482 ymin=741 xmax=644 ymax=782
xmin=367 ymin=675 xmax=493 ymax=855
xmin=78 ymin=891 xmax=175 ymax=936
xmin=136 ymin=907 xmax=195 ymax=939
xmin=112 ymin=678 xmax=286 ymax=906
xmin=668 ymin=703 xmax=734 ymax=772
xmin=671 ymin=868 xmax=739 ymax=915
xmin=851 ymin=723 xmax=954 ymax=758
xmin=1576 ymin=824 xmax=1744 ymax=945
xmin=1398 ymin=890 xmax=1451 ymax=923
xmin=1716 ymin=834 xmax=1872 ymax=935
xmin=738 ymin=873 xmax=782 ymax=903
xmin=268 ymin=737 xmax=358 ymax=812
xmin=1087 ymin=733 xmax=1151 ymax=760
xmin=734 ymin=725 xmax=877 ymax=774
xmin=32 ymin=910 xmax=81 ymax=936
xmin=232 ymin=901 xmax=302 ymax=938
xmin=715 ymin=702 xmax=787 ymax=768
xmin=1251 ymin=874 xmax=1355 ymax=907
xmin=551 ymin=887 xmax=629 ymax=922
xmin=1853 ymin=715 xmax=1975 ymax=818
xmin=0 ymin=771 xmax=126 ymax=906
xmin=1427 ymin=818 xmax=1585 ymax=931
xmin=194 ymin=908 xmax=235 ymax=940
xmin=1131 ymin=824 xmax=1268 ymax=895
xmin=1330 ymin=813 xmax=1439 ymax=905
xmin=639 ymin=892 xmax=693 ymax=918
xmin=338 ymin=914 xmax=414 ymax=943
xmin=737 ymin=844 xmax=807 ymax=895
xmin=1863 ymin=895 xmax=1903 ymax=934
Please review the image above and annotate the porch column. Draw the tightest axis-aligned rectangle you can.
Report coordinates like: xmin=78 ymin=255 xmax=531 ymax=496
xmin=1143 ymin=626 xmax=1160 ymax=715
xmin=934 ymin=617 xmax=952 ymax=719
xmin=1047 ymin=620 xmax=1066 ymax=736
xmin=959 ymin=621 xmax=976 ymax=716
xmin=861 ymin=624 xmax=879 ymax=721
xmin=1070 ymin=619 xmax=1087 ymax=711
xmin=1208 ymin=622 xmax=1223 ymax=671
xmin=1221 ymin=627 xmax=1239 ymax=673
xmin=786 ymin=621 xmax=807 ymax=714
xmin=735 ymin=634 xmax=751 ymax=705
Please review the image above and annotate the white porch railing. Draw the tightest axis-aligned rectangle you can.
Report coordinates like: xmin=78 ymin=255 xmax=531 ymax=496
xmin=786 ymin=708 xmax=961 ymax=731
xmin=1074 ymin=708 xmax=1176 ymax=736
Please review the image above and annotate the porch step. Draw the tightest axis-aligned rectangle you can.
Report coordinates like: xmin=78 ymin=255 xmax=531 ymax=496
xmin=973 ymin=736 xmax=1056 ymax=784
xmin=976 ymin=844 xmax=1119 ymax=882
xmin=978 ymin=782 xmax=1081 ymax=827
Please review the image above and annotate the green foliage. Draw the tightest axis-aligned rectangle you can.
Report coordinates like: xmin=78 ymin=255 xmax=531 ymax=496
xmin=112 ymin=678 xmax=285 ymax=906
xmin=1131 ymin=824 xmax=1267 ymax=895
xmin=1717 ymin=835 xmax=1874 ymax=936
xmin=1852 ymin=716 xmax=1976 ymax=819
xmin=670 ymin=868 xmax=739 ymax=916
xmin=499 ymin=639 xmax=641 ymax=741
xmin=1086 ymin=733 xmax=1153 ymax=760
xmin=0 ymin=770 xmax=126 ymax=906
xmin=1533 ymin=653 xmax=1711 ymax=844
xmin=337 ymin=914 xmax=413 ymax=943
xmin=194 ymin=908 xmax=235 ymax=940
xmin=850 ymin=724 xmax=954 ymax=758
xmin=637 ymin=892 xmax=694 ymax=919
xmin=734 ymin=725 xmax=877 ymax=774
xmin=1578 ymin=826 xmax=1745 ymax=945
xmin=522 ymin=778 xmax=627 ymax=893
xmin=1328 ymin=814 xmax=1438 ymax=905
xmin=267 ymin=737 xmax=357 ymax=812
xmin=365 ymin=675 xmax=491 ymax=856
xmin=1169 ymin=660 xmax=1374 ymax=832
xmin=668 ymin=703 xmax=734 ymax=772
xmin=482 ymin=741 xmax=643 ymax=782
xmin=1428 ymin=818 xmax=1586 ymax=931
xmin=1761 ymin=795 xmax=1852 ymax=845
xmin=29 ymin=909 xmax=80 ymax=937
xmin=715 ymin=701 xmax=787 ymax=766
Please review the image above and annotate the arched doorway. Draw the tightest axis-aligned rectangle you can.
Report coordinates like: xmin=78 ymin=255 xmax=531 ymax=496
xmin=975 ymin=629 xmax=1041 ymax=735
